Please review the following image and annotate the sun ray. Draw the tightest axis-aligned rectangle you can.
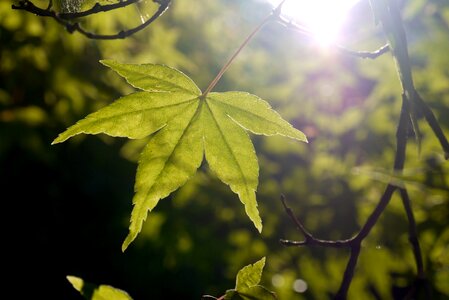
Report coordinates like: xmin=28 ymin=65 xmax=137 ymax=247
xmin=269 ymin=0 xmax=359 ymax=45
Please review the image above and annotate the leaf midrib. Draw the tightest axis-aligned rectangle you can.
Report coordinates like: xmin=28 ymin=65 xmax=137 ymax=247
xmin=208 ymin=97 xmax=288 ymax=133
xmin=205 ymin=100 xmax=251 ymax=193
xmin=125 ymin=71 xmax=199 ymax=95
xmin=138 ymin=100 xmax=201 ymax=211
xmin=84 ymin=97 xmax=197 ymax=125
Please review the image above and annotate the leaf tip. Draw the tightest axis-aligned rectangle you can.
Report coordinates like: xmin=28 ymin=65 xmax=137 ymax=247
xmin=252 ymin=215 xmax=262 ymax=233
xmin=99 ymin=59 xmax=113 ymax=67
xmin=51 ymin=134 xmax=69 ymax=145
xmin=293 ymin=130 xmax=308 ymax=143
xmin=66 ymin=275 xmax=83 ymax=291
xmin=51 ymin=138 xmax=61 ymax=145
xmin=121 ymin=232 xmax=136 ymax=252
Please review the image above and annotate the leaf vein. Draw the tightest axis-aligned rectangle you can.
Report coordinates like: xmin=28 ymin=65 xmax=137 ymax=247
xmin=86 ymin=96 xmax=197 ymax=125
xmin=208 ymin=97 xmax=285 ymax=131
xmin=205 ymin=101 xmax=251 ymax=193
xmin=140 ymin=101 xmax=200 ymax=203
xmin=128 ymin=72 xmax=197 ymax=94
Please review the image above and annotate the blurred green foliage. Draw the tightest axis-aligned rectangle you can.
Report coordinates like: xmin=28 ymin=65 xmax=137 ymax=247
xmin=1 ymin=0 xmax=448 ymax=299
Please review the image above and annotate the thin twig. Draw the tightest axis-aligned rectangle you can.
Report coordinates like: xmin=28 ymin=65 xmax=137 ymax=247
xmin=400 ymin=187 xmax=431 ymax=299
xmin=275 ymin=16 xmax=390 ymax=60
xmin=399 ymin=188 xmax=425 ymax=278
xmin=414 ymin=92 xmax=449 ymax=159
xmin=11 ymin=0 xmax=171 ymax=40
xmin=334 ymin=97 xmax=409 ymax=299
xmin=336 ymin=44 xmax=390 ymax=59
xmin=275 ymin=15 xmax=314 ymax=37
xmin=280 ymin=98 xmax=410 ymax=299
xmin=202 ymin=1 xmax=287 ymax=97
xmin=279 ymin=195 xmax=353 ymax=248
xmin=63 ymin=0 xmax=140 ymax=19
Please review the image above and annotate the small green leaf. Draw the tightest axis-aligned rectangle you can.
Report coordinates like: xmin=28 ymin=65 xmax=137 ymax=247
xmin=222 ymin=257 xmax=277 ymax=300
xmin=54 ymin=63 xmax=307 ymax=249
xmin=236 ymin=257 xmax=265 ymax=290
xmin=66 ymin=276 xmax=133 ymax=300
xmin=100 ymin=60 xmax=200 ymax=95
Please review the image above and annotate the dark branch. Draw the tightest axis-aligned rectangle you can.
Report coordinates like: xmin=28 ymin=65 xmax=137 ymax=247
xmin=399 ymin=188 xmax=431 ymax=299
xmin=280 ymin=97 xmax=411 ymax=299
xmin=333 ymin=98 xmax=409 ymax=299
xmin=279 ymin=195 xmax=353 ymax=248
xmin=11 ymin=0 xmax=171 ymax=40
xmin=334 ymin=244 xmax=361 ymax=300
xmin=349 ymin=97 xmax=409 ymax=245
xmin=329 ymin=185 xmax=396 ymax=299
xmin=12 ymin=0 xmax=138 ymax=19
xmin=414 ymin=92 xmax=449 ymax=159
xmin=399 ymin=188 xmax=425 ymax=278
xmin=58 ymin=0 xmax=140 ymax=19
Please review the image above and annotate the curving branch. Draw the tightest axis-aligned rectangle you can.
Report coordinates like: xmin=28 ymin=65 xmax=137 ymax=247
xmin=280 ymin=195 xmax=353 ymax=248
xmin=11 ymin=0 xmax=171 ymax=39
xmin=280 ymin=98 xmax=410 ymax=299
xmin=414 ymin=92 xmax=449 ymax=159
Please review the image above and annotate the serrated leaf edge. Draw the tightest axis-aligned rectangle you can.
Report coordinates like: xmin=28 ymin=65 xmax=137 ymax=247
xmin=100 ymin=60 xmax=201 ymax=95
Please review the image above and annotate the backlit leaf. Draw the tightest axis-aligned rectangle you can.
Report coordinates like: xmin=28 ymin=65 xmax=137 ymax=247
xmin=223 ymin=257 xmax=277 ymax=300
xmin=53 ymin=61 xmax=307 ymax=250
xmin=236 ymin=257 xmax=265 ymax=290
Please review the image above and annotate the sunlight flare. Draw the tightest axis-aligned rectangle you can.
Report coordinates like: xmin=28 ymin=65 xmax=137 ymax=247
xmin=269 ymin=0 xmax=359 ymax=45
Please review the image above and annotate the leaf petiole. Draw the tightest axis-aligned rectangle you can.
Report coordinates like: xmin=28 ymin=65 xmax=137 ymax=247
xmin=202 ymin=0 xmax=287 ymax=97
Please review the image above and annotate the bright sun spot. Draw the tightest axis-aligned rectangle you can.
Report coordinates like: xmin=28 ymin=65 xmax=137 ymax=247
xmin=269 ymin=0 xmax=359 ymax=45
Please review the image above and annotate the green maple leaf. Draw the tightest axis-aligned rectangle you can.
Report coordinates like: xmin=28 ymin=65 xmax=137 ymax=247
xmin=235 ymin=256 xmax=266 ymax=290
xmin=224 ymin=257 xmax=277 ymax=300
xmin=52 ymin=60 xmax=307 ymax=251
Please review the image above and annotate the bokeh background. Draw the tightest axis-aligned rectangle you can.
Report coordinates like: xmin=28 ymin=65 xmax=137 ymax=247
xmin=1 ymin=0 xmax=448 ymax=299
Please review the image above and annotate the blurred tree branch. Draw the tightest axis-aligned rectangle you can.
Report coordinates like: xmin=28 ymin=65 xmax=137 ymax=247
xmin=278 ymin=0 xmax=449 ymax=297
xmin=399 ymin=188 xmax=425 ymax=278
xmin=280 ymin=96 xmax=436 ymax=299
xmin=11 ymin=0 xmax=171 ymax=39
